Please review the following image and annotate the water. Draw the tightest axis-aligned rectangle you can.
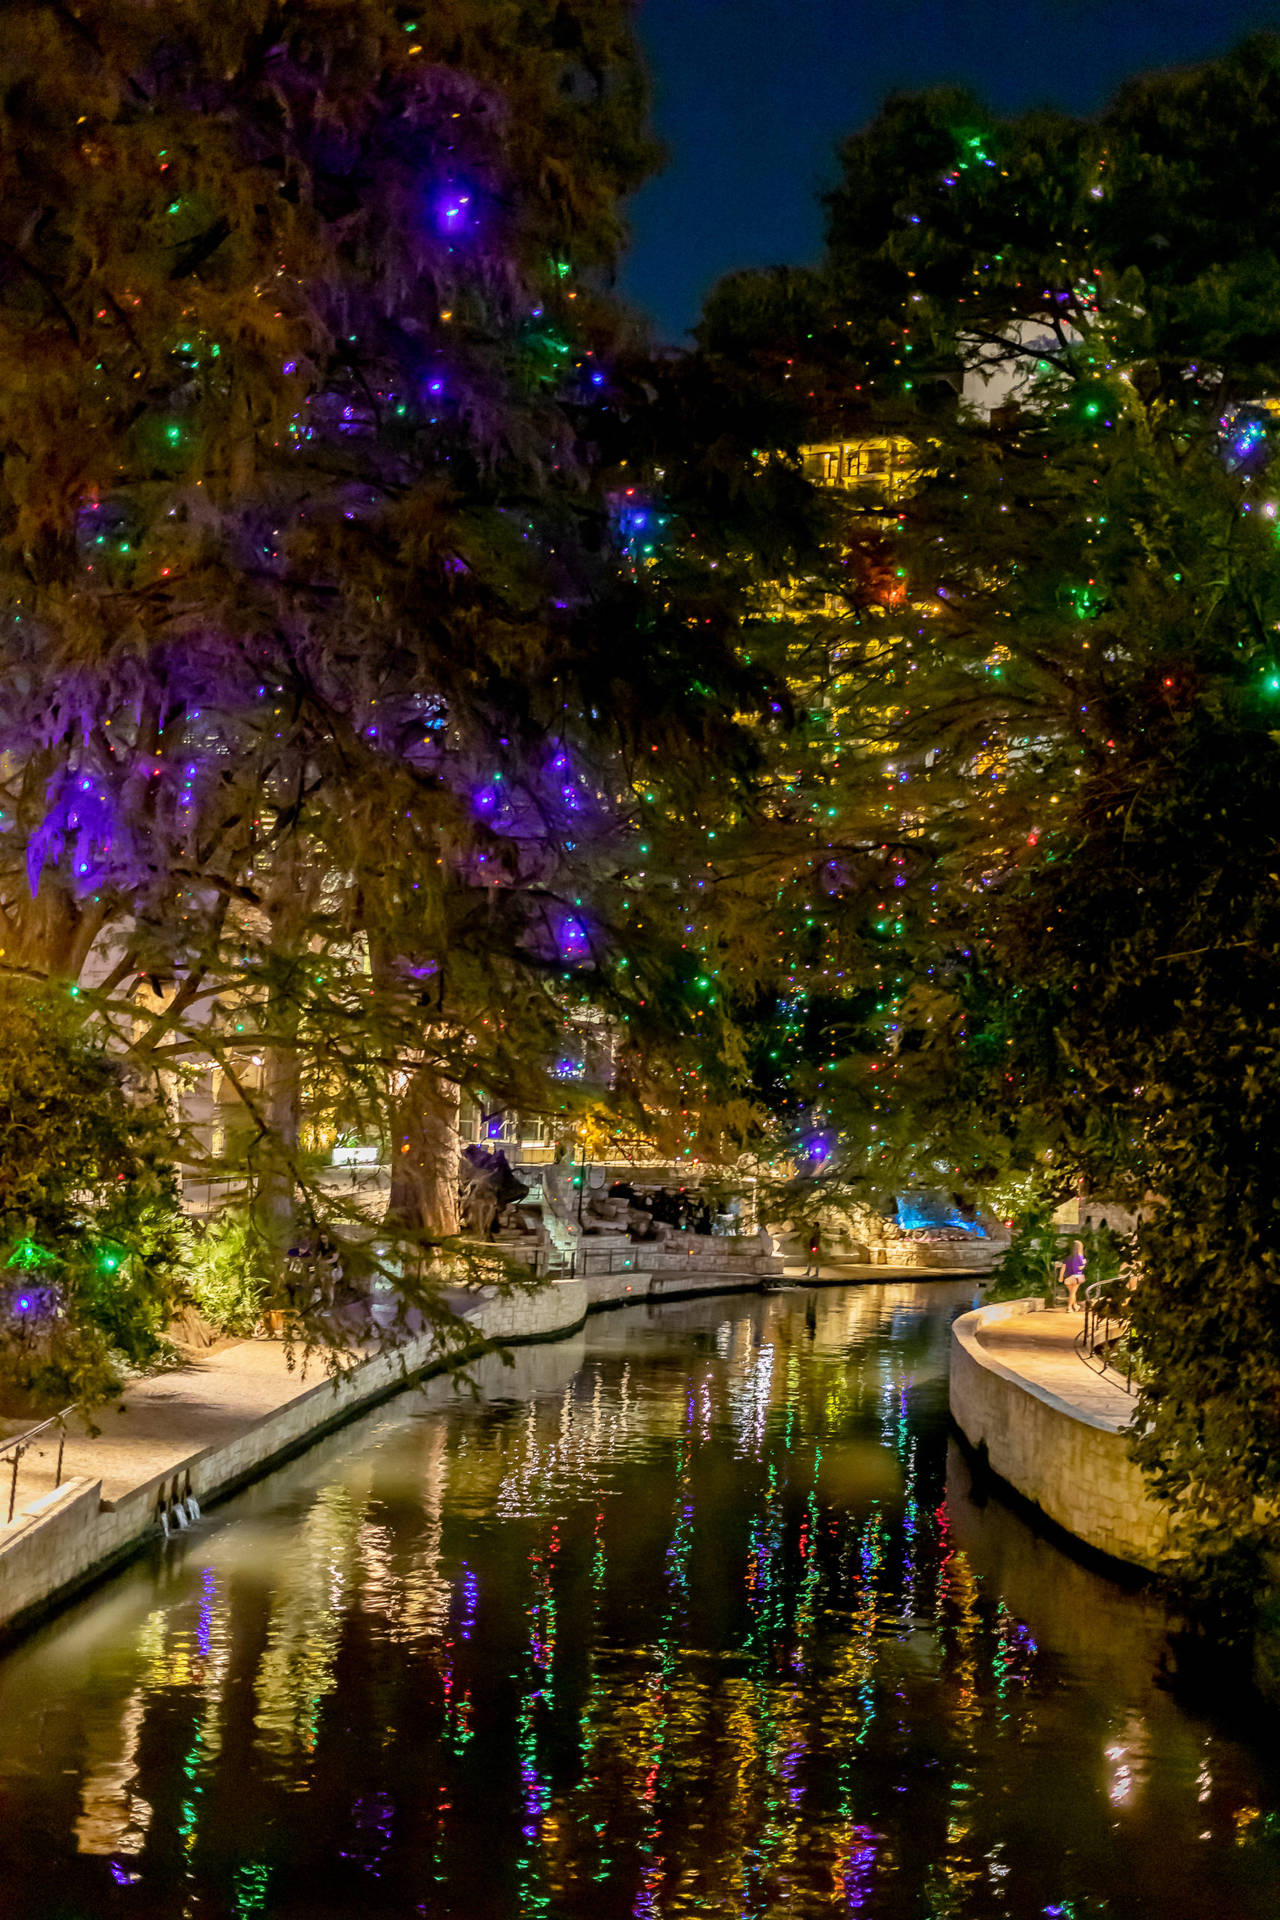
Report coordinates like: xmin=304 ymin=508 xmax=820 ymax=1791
xmin=0 ymin=1281 xmax=1278 ymax=1919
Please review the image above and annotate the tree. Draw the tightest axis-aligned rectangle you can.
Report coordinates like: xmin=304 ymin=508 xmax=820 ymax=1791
xmin=0 ymin=1 xmax=843 ymax=1351
xmin=0 ymin=981 xmax=184 ymax=1411
xmin=772 ymin=38 xmax=1280 ymax=1628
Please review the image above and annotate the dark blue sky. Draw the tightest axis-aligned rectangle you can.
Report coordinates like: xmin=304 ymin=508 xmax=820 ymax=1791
xmin=624 ymin=0 xmax=1278 ymax=340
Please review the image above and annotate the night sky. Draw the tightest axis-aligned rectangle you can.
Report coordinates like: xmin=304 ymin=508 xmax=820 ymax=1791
xmin=624 ymin=0 xmax=1279 ymax=341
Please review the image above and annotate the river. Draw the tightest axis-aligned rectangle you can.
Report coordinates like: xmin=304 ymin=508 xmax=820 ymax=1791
xmin=0 ymin=1280 xmax=1277 ymax=1918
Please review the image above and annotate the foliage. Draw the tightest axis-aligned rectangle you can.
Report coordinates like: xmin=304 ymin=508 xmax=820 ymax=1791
xmin=980 ymin=1199 xmax=1065 ymax=1304
xmin=0 ymin=981 xmax=184 ymax=1410
xmin=0 ymin=0 xmax=841 ymax=1328
xmin=983 ymin=1210 xmax=1125 ymax=1305
xmin=700 ymin=35 xmax=1280 ymax=1633
xmin=185 ymin=1211 xmax=269 ymax=1339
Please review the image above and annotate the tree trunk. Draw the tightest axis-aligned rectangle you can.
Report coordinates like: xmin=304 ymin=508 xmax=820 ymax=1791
xmin=254 ymin=1010 xmax=302 ymax=1262
xmin=386 ymin=1064 xmax=460 ymax=1239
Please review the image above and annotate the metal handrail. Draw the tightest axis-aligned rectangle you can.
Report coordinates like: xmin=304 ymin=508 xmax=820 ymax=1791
xmin=0 ymin=1407 xmax=76 ymax=1523
xmin=1075 ymin=1276 xmax=1137 ymax=1393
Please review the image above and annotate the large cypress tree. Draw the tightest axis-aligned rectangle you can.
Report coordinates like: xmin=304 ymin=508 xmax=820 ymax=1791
xmin=0 ymin=1 xmax=841 ymax=1375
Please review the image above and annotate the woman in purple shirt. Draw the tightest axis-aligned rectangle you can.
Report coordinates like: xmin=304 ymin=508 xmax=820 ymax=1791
xmin=1058 ymin=1239 xmax=1087 ymax=1313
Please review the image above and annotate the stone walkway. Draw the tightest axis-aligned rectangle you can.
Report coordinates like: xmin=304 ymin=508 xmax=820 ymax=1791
xmin=976 ymin=1307 xmax=1136 ymax=1431
xmin=1 ymin=1288 xmax=481 ymax=1515
xmin=1 ymin=1340 xmax=383 ymax=1514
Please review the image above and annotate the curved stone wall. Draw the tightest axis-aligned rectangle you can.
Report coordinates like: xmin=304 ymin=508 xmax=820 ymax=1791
xmin=949 ymin=1299 xmax=1169 ymax=1571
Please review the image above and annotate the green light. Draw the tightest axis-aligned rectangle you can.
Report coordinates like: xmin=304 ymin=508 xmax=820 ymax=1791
xmin=165 ymin=423 xmax=182 ymax=445
xmin=1083 ymin=400 xmax=1100 ymax=418
xmin=9 ymin=1238 xmax=50 ymax=1271
xmin=1266 ymin=673 xmax=1280 ymax=694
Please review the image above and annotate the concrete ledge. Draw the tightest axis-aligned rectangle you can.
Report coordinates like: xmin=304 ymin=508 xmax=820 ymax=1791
xmin=950 ymin=1298 xmax=1168 ymax=1571
xmin=0 ymin=1278 xmax=588 ymax=1643
xmin=0 ymin=1265 xmax=968 ymax=1643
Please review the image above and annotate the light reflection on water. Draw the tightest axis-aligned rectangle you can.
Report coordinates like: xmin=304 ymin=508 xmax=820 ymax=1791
xmin=0 ymin=1282 xmax=1277 ymax=1917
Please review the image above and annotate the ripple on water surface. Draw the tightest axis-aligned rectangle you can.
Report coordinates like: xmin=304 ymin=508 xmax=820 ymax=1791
xmin=0 ymin=1281 xmax=1277 ymax=1919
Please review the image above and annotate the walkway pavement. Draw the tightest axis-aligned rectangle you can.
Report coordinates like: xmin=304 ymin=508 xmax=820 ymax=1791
xmin=0 ymin=1341 xmax=373 ymax=1514
xmin=0 ymin=1287 xmax=482 ymax=1516
xmin=976 ymin=1306 xmax=1136 ymax=1431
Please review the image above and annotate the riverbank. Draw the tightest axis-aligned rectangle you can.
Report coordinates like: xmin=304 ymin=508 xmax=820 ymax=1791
xmin=949 ymin=1296 xmax=1168 ymax=1571
xmin=11 ymin=1278 xmax=1269 ymax=1920
xmin=0 ymin=1260 xmax=982 ymax=1643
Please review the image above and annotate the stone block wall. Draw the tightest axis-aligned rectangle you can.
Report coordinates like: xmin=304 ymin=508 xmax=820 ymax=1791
xmin=584 ymin=1268 xmax=764 ymax=1310
xmin=0 ymin=1276 xmax=589 ymax=1639
xmin=949 ymin=1299 xmax=1169 ymax=1571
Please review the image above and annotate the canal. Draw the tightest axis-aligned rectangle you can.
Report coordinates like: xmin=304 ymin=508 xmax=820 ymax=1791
xmin=0 ymin=1281 xmax=1277 ymax=1918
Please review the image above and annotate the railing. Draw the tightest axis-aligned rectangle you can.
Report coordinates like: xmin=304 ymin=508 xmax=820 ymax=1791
xmin=0 ymin=1408 xmax=76 ymax=1523
xmin=1075 ymin=1278 xmax=1137 ymax=1393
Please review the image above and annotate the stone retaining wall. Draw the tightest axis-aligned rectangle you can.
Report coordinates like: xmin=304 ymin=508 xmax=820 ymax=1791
xmin=585 ymin=1267 xmax=765 ymax=1310
xmin=949 ymin=1298 xmax=1168 ymax=1570
xmin=0 ymin=1277 xmax=590 ymax=1639
xmin=1 ymin=1263 xmax=978 ymax=1642
xmin=0 ymin=1262 xmax=781 ymax=1638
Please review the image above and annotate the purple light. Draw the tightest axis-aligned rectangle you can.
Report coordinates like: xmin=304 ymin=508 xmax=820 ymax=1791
xmin=434 ymin=188 xmax=473 ymax=236
xmin=558 ymin=915 xmax=590 ymax=962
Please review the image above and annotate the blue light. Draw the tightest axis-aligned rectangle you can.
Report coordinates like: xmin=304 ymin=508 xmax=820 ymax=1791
xmin=435 ymin=188 xmax=473 ymax=236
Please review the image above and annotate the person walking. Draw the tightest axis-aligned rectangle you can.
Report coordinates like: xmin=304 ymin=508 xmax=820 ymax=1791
xmin=804 ymin=1226 xmax=822 ymax=1279
xmin=1057 ymin=1238 xmax=1087 ymax=1312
